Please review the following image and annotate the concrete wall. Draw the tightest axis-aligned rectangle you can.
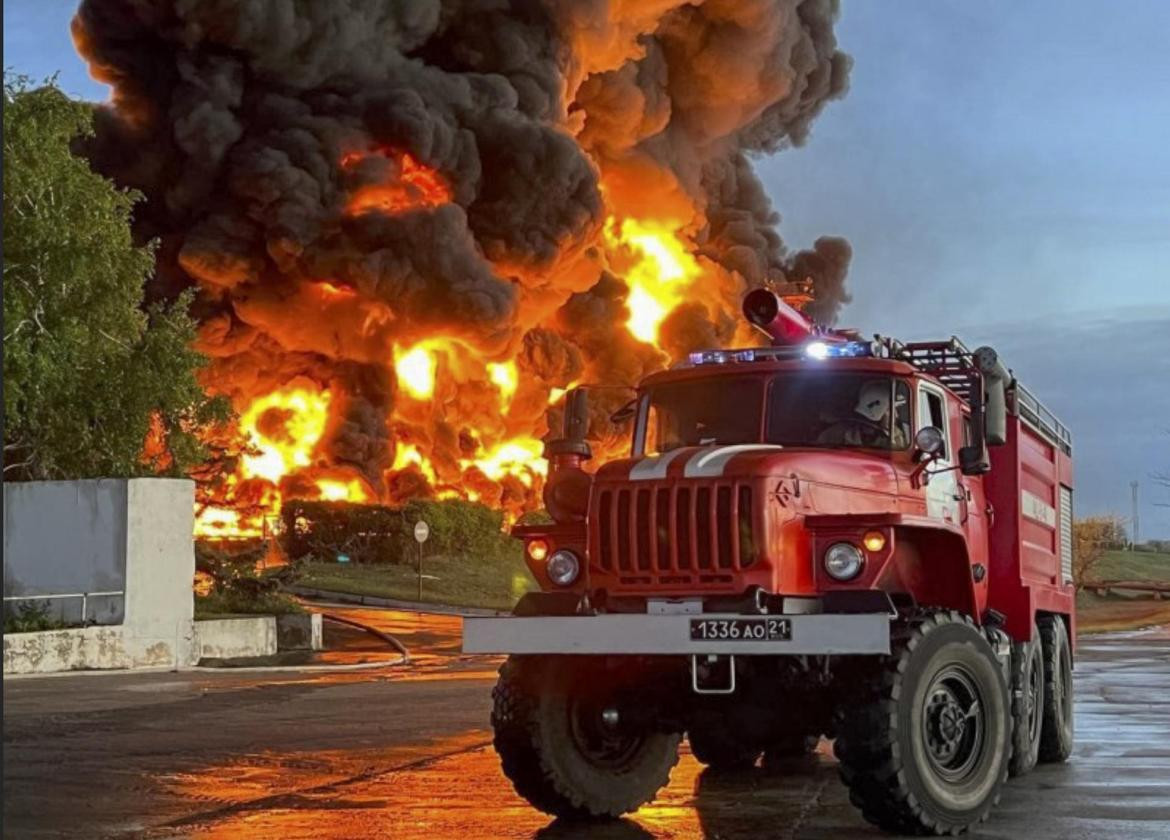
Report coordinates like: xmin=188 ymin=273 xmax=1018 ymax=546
xmin=3 ymin=479 xmax=197 ymax=673
xmin=194 ymin=617 xmax=277 ymax=661
xmin=3 ymin=480 xmax=129 ymax=624
xmin=2 ymin=625 xmax=178 ymax=673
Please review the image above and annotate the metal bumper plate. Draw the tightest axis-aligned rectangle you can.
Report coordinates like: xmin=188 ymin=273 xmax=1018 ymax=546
xmin=462 ymin=612 xmax=890 ymax=656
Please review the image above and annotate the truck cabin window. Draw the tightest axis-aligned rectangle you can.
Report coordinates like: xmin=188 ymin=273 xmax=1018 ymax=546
xmin=637 ymin=373 xmax=912 ymax=456
xmin=766 ymin=374 xmax=912 ymax=450
xmin=641 ymin=377 xmax=763 ymax=455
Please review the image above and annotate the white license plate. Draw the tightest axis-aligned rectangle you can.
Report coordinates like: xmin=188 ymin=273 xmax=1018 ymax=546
xmin=689 ymin=617 xmax=791 ymax=642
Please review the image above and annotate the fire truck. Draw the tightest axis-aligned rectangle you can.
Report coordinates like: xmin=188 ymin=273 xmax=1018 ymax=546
xmin=463 ymin=290 xmax=1075 ymax=835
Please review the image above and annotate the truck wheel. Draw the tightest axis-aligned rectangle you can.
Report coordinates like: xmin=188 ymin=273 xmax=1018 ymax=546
xmin=1037 ymin=614 xmax=1075 ymax=763
xmin=834 ymin=611 xmax=1011 ymax=836
xmin=491 ymin=655 xmax=681 ymax=818
xmin=1008 ymin=625 xmax=1044 ymax=776
xmin=688 ymin=724 xmax=761 ymax=771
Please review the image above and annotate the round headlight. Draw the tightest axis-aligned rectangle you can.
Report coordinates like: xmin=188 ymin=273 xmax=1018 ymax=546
xmin=546 ymin=550 xmax=581 ymax=586
xmin=824 ymin=542 xmax=864 ymax=581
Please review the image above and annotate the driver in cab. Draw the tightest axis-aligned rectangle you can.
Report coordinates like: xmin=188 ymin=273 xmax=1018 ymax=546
xmin=817 ymin=380 xmax=909 ymax=449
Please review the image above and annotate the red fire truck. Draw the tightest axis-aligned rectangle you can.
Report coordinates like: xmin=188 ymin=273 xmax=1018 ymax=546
xmin=463 ymin=290 xmax=1075 ymax=835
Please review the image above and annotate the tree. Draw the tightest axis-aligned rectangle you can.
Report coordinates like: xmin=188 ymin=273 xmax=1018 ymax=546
xmin=3 ymin=76 xmax=225 ymax=480
xmin=1071 ymin=515 xmax=1128 ymax=587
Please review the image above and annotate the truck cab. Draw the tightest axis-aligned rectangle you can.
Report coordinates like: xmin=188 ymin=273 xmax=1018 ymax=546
xmin=465 ymin=291 xmax=1075 ymax=836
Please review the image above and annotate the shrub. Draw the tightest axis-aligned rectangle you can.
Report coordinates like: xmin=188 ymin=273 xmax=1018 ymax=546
xmin=3 ymin=600 xmax=68 ymax=633
xmin=280 ymin=498 xmax=514 ymax=565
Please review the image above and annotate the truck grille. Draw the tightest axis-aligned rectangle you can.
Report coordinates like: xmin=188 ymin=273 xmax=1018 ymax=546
xmin=592 ymin=481 xmax=758 ymax=586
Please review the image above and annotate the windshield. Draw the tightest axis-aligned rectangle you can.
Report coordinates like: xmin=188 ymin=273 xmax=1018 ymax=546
xmin=636 ymin=372 xmax=912 ymax=456
xmin=639 ymin=376 xmax=764 ymax=455
xmin=767 ymin=373 xmax=911 ymax=450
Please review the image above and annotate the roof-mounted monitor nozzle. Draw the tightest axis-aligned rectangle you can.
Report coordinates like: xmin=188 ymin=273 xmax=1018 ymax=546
xmin=742 ymin=288 xmax=817 ymax=346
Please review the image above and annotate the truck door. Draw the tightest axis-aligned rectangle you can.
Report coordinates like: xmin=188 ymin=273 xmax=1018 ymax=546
xmin=918 ymin=384 xmax=959 ymax=524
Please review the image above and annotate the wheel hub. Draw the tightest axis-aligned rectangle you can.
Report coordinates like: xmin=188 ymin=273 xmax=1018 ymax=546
xmin=1026 ymin=654 xmax=1043 ymax=739
xmin=921 ymin=666 xmax=987 ymax=783
xmin=568 ymin=697 xmax=643 ymax=769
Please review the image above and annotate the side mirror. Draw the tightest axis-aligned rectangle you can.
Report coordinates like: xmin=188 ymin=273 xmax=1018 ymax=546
xmin=914 ymin=426 xmax=945 ymax=459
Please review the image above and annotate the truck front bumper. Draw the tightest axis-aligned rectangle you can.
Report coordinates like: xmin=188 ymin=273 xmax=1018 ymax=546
xmin=462 ymin=612 xmax=890 ymax=656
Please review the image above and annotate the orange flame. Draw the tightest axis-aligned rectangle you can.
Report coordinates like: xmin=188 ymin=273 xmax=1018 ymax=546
xmin=344 ymin=149 xmax=452 ymax=216
xmin=603 ymin=216 xmax=704 ymax=345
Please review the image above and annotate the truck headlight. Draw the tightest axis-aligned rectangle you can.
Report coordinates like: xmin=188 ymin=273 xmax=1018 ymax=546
xmin=824 ymin=542 xmax=864 ymax=581
xmin=546 ymin=550 xmax=580 ymax=586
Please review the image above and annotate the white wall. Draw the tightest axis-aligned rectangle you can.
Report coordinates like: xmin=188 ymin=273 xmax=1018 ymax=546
xmin=3 ymin=478 xmax=197 ymax=673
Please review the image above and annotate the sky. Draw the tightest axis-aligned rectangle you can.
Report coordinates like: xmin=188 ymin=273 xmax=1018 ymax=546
xmin=4 ymin=1 xmax=1169 ymax=536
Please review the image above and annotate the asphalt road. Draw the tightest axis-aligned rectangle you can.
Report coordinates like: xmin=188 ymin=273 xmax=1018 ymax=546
xmin=4 ymin=610 xmax=1170 ymax=840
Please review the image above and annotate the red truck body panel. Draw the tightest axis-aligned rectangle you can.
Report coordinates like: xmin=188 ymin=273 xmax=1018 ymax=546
xmin=518 ymin=346 xmax=1075 ymax=647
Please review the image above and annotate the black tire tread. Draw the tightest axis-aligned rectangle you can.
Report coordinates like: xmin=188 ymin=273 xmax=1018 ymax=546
xmin=491 ymin=656 xmax=680 ymax=818
xmin=1008 ymin=626 xmax=1043 ymax=777
xmin=1037 ymin=614 xmax=1075 ymax=763
xmin=833 ymin=609 xmax=1010 ymax=836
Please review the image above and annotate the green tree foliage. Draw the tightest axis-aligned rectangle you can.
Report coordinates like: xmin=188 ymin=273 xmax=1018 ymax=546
xmin=3 ymin=76 xmax=225 ymax=480
xmin=1072 ymin=515 xmax=1129 ymax=586
xmin=281 ymin=498 xmax=516 ymax=565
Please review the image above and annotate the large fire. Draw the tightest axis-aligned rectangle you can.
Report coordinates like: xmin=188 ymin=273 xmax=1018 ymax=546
xmin=605 ymin=217 xmax=704 ymax=344
xmin=77 ymin=1 xmax=853 ymax=540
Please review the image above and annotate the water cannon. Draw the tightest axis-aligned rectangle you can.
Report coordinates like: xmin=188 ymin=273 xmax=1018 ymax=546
xmin=742 ymin=288 xmax=818 ymax=346
xmin=542 ymin=388 xmax=592 ymax=523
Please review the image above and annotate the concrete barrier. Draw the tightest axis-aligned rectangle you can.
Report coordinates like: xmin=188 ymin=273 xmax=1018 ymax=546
xmin=276 ymin=613 xmax=323 ymax=650
xmin=194 ymin=616 xmax=278 ymax=661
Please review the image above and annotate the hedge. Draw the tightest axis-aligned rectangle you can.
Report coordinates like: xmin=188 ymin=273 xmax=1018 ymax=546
xmin=280 ymin=498 xmax=514 ymax=564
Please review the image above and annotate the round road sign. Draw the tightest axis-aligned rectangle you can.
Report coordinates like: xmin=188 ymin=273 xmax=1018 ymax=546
xmin=413 ymin=520 xmax=430 ymax=543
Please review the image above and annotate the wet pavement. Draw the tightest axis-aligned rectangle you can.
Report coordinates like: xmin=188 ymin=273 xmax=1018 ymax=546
xmin=4 ymin=612 xmax=1170 ymax=839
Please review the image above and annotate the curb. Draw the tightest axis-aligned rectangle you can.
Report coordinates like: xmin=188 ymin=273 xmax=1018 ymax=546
xmin=286 ymin=585 xmax=507 ymax=617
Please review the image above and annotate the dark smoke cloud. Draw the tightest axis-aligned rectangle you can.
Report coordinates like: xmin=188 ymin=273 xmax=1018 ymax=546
xmin=74 ymin=0 xmax=852 ymax=507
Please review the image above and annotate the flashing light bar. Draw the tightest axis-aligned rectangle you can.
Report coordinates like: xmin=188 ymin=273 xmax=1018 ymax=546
xmin=688 ymin=349 xmax=758 ymax=366
xmin=686 ymin=341 xmax=876 ymax=367
xmin=804 ymin=340 xmax=874 ymax=359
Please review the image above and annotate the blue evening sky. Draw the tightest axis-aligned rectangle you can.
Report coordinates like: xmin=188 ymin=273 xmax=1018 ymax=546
xmin=4 ymin=1 xmax=1169 ymax=535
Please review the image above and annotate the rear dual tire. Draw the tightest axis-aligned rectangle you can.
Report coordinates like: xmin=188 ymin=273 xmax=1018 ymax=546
xmin=1008 ymin=625 xmax=1044 ymax=776
xmin=1038 ymin=614 xmax=1075 ymax=763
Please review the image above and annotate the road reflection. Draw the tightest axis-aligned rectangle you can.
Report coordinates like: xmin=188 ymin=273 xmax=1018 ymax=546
xmin=151 ymin=737 xmax=872 ymax=840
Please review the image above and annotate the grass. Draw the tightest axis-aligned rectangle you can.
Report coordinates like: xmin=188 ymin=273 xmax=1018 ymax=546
xmin=195 ymin=589 xmax=304 ymax=620
xmin=293 ymin=552 xmax=538 ymax=612
xmin=1090 ymin=549 xmax=1170 ymax=583
xmin=1077 ymin=549 xmax=1170 ymax=634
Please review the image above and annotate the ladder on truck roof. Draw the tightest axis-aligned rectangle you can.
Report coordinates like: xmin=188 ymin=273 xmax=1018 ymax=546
xmin=892 ymin=337 xmax=1072 ymax=455
xmin=892 ymin=337 xmax=980 ymax=403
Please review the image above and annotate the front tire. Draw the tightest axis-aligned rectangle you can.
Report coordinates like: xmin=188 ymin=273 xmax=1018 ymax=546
xmin=1038 ymin=614 xmax=1074 ymax=763
xmin=1008 ymin=624 xmax=1045 ymax=776
xmin=835 ymin=611 xmax=1012 ymax=836
xmin=491 ymin=656 xmax=681 ymax=818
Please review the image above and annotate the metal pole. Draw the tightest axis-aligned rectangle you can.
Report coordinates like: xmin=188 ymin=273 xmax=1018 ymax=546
xmin=417 ymin=541 xmax=423 ymax=601
xmin=1132 ymin=481 xmax=1140 ymax=548
xmin=81 ymin=593 xmax=87 ymax=624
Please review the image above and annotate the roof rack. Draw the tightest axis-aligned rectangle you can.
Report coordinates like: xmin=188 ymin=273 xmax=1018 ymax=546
xmin=1015 ymin=384 xmax=1073 ymax=455
xmin=892 ymin=337 xmax=980 ymax=403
